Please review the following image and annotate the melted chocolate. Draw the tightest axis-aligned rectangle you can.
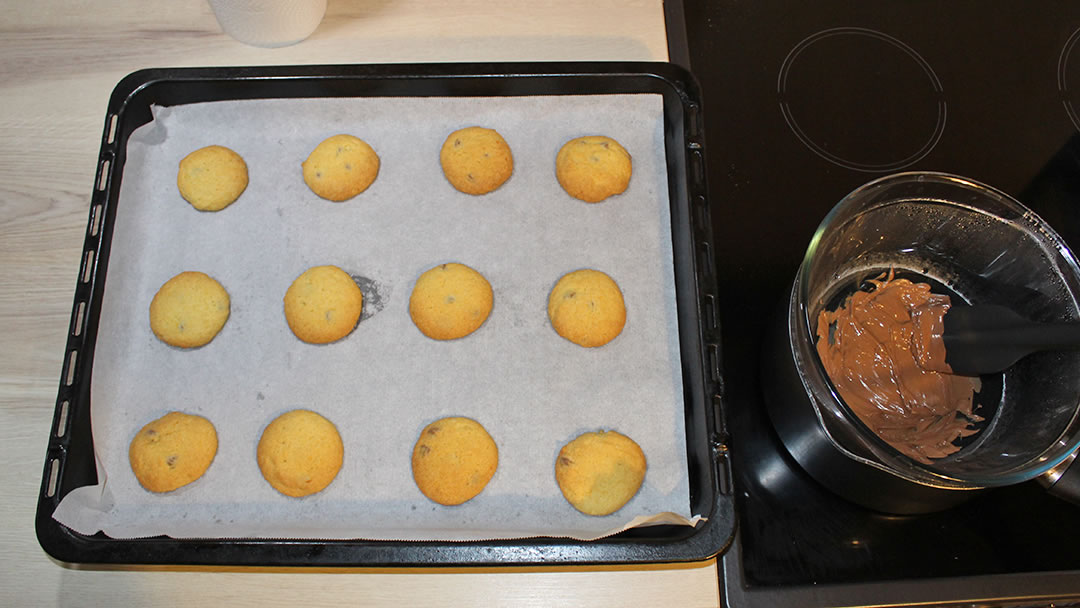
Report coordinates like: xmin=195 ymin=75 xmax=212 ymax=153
xmin=816 ymin=272 xmax=982 ymax=464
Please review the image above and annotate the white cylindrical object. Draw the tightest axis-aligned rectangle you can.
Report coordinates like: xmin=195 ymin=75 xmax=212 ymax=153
xmin=208 ymin=0 xmax=327 ymax=48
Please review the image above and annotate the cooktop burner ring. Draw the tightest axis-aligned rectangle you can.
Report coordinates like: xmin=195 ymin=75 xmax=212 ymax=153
xmin=1058 ymin=26 xmax=1080 ymax=132
xmin=777 ymin=26 xmax=947 ymax=173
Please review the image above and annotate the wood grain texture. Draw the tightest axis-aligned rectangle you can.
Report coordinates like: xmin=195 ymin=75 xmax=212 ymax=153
xmin=0 ymin=2 xmax=721 ymax=606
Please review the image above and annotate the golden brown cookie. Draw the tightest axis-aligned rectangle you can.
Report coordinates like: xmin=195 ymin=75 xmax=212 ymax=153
xmin=547 ymin=269 xmax=626 ymax=347
xmin=257 ymin=409 xmax=344 ymax=498
xmin=302 ymin=134 xmax=380 ymax=201
xmin=176 ymin=145 xmax=249 ymax=211
xmin=555 ymin=135 xmax=632 ymax=203
xmin=439 ymin=126 xmax=514 ymax=195
xmin=129 ymin=411 xmax=218 ymax=493
xmin=411 ymin=416 xmax=498 ymax=506
xmin=555 ymin=430 xmax=647 ymax=516
xmin=409 ymin=262 xmax=493 ymax=340
xmin=283 ymin=265 xmax=364 ymax=344
xmin=149 ymin=271 xmax=231 ymax=348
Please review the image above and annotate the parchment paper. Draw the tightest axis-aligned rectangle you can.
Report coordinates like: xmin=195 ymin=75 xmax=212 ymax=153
xmin=53 ymin=94 xmax=699 ymax=541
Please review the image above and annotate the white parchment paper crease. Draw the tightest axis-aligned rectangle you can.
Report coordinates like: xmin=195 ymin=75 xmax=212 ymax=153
xmin=53 ymin=94 xmax=698 ymax=541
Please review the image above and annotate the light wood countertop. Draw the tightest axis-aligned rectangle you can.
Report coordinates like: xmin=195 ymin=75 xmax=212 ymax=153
xmin=0 ymin=1 xmax=720 ymax=606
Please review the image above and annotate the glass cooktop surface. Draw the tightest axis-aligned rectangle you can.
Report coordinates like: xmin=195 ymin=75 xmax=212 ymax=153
xmin=680 ymin=0 xmax=1080 ymax=592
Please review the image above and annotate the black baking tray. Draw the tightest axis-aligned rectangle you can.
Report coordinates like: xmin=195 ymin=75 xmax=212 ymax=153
xmin=35 ymin=62 xmax=733 ymax=567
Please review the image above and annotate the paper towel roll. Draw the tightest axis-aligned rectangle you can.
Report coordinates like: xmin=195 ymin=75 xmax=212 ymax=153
xmin=208 ymin=0 xmax=327 ymax=48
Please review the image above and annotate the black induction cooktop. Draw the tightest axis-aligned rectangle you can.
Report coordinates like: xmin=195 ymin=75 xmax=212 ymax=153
xmin=672 ymin=0 xmax=1080 ymax=604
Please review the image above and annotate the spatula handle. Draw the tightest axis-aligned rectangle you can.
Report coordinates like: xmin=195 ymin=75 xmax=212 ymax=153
xmin=1002 ymin=322 xmax=1080 ymax=350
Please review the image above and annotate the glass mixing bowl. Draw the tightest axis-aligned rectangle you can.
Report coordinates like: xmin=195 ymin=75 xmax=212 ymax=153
xmin=790 ymin=172 xmax=1080 ymax=492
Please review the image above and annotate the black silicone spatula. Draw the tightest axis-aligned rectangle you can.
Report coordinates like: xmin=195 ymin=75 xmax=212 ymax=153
xmin=943 ymin=304 xmax=1080 ymax=376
